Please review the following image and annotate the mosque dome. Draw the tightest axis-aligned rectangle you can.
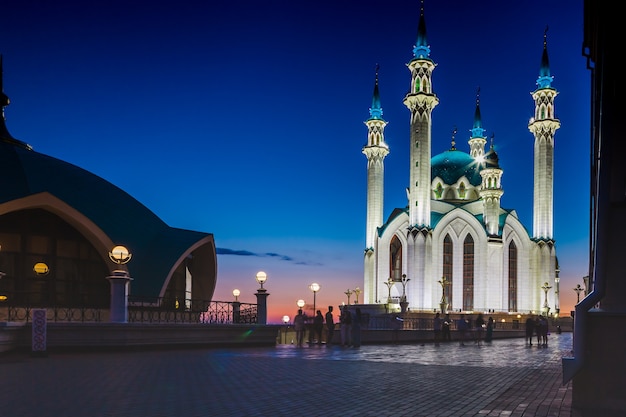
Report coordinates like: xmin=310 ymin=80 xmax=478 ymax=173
xmin=431 ymin=148 xmax=482 ymax=186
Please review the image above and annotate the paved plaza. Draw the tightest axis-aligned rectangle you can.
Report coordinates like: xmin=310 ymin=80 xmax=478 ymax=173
xmin=1 ymin=332 xmax=577 ymax=417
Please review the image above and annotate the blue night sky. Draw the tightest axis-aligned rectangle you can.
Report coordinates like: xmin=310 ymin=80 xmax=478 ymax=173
xmin=1 ymin=0 xmax=589 ymax=323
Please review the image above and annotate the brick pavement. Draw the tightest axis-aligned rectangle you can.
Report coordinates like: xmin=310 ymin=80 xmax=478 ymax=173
xmin=0 ymin=332 xmax=576 ymax=417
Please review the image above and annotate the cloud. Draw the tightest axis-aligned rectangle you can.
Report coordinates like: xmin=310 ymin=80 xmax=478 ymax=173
xmin=216 ymin=247 xmax=308 ymax=264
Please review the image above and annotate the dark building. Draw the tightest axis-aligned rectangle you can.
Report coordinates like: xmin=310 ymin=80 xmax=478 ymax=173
xmin=0 ymin=56 xmax=217 ymax=311
xmin=563 ymin=2 xmax=624 ymax=416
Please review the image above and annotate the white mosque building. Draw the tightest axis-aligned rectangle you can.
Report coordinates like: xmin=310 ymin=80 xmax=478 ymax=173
xmin=362 ymin=7 xmax=560 ymax=315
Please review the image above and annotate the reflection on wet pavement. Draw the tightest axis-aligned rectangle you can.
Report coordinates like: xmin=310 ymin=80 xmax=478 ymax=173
xmin=226 ymin=332 xmax=573 ymax=369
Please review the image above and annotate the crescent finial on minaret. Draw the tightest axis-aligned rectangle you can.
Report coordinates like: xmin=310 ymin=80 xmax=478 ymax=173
xmin=450 ymin=126 xmax=457 ymax=150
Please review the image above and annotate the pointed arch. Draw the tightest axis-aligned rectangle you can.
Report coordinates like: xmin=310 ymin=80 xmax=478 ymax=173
xmin=463 ymin=233 xmax=474 ymax=311
xmin=390 ymin=235 xmax=403 ymax=281
xmin=508 ymin=240 xmax=518 ymax=312
xmin=443 ymin=234 xmax=453 ymax=308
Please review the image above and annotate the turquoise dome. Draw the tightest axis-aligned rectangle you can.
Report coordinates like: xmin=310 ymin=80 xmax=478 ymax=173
xmin=431 ymin=149 xmax=482 ymax=186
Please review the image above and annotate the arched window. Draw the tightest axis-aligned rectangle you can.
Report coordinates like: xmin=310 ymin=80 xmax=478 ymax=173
xmin=415 ymin=77 xmax=421 ymax=93
xmin=508 ymin=241 xmax=518 ymax=312
xmin=434 ymin=183 xmax=443 ymax=199
xmin=390 ymin=236 xmax=402 ymax=281
xmin=443 ymin=234 xmax=453 ymax=308
xmin=459 ymin=182 xmax=466 ymax=199
xmin=463 ymin=234 xmax=474 ymax=311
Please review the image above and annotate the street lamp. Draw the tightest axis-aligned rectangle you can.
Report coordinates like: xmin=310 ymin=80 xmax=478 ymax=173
xmin=255 ymin=271 xmax=267 ymax=291
xmin=282 ymin=315 xmax=290 ymax=344
xmin=384 ymin=277 xmax=394 ymax=304
xmin=400 ymin=274 xmax=410 ymax=301
xmin=310 ymin=282 xmax=320 ymax=317
xmin=541 ymin=282 xmax=552 ymax=315
xmin=354 ymin=287 xmax=361 ymax=304
xmin=573 ymin=284 xmax=583 ymax=304
xmin=107 ymin=245 xmax=133 ymax=323
xmin=232 ymin=289 xmax=241 ymax=323
xmin=344 ymin=289 xmax=353 ymax=305
xmin=109 ymin=245 xmax=132 ymax=273
xmin=254 ymin=271 xmax=269 ymax=325
xmin=438 ymin=276 xmax=449 ymax=314
xmin=399 ymin=274 xmax=410 ymax=313
xmin=297 ymin=299 xmax=305 ymax=310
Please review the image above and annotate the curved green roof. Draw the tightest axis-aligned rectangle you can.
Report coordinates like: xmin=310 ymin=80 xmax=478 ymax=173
xmin=0 ymin=140 xmax=214 ymax=297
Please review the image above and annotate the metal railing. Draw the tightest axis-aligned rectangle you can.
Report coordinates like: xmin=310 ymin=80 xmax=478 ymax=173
xmin=1 ymin=297 xmax=258 ymax=324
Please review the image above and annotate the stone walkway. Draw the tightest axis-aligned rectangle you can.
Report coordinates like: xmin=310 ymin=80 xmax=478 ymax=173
xmin=0 ymin=332 xmax=577 ymax=416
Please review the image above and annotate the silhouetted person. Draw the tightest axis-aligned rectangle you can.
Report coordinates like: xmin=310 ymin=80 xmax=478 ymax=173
xmin=442 ymin=314 xmax=452 ymax=342
xmin=535 ymin=317 xmax=541 ymax=345
xmin=325 ymin=306 xmax=335 ymax=346
xmin=433 ymin=312 xmax=442 ymax=345
xmin=313 ymin=310 xmax=324 ymax=344
xmin=485 ymin=316 xmax=494 ymax=342
xmin=538 ymin=315 xmax=549 ymax=347
xmin=457 ymin=314 xmax=468 ymax=346
xmin=294 ymin=309 xmax=306 ymax=347
xmin=474 ymin=313 xmax=485 ymax=345
xmin=525 ymin=316 xmax=535 ymax=346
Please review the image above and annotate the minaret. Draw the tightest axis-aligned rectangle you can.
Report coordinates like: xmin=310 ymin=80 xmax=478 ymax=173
xmin=468 ymin=88 xmax=487 ymax=159
xmin=403 ymin=1 xmax=439 ymax=228
xmin=363 ymin=66 xmax=389 ymax=251
xmin=479 ymin=135 xmax=504 ymax=236
xmin=528 ymin=28 xmax=560 ymax=240
xmin=0 ymin=55 xmax=31 ymax=150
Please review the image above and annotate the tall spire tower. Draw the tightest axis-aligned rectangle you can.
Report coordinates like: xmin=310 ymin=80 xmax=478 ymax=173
xmin=403 ymin=1 xmax=439 ymax=228
xmin=528 ymin=28 xmax=560 ymax=240
xmin=363 ymin=66 xmax=389 ymax=298
xmin=468 ymin=88 xmax=487 ymax=159
xmin=480 ymin=135 xmax=504 ymax=236
xmin=363 ymin=66 xmax=389 ymax=251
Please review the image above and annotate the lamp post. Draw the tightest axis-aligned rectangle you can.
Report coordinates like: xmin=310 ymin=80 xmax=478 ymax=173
xmin=107 ymin=245 xmax=133 ymax=323
xmin=297 ymin=299 xmax=305 ymax=310
xmin=573 ymin=284 xmax=583 ymax=303
xmin=309 ymin=283 xmax=320 ymax=317
xmin=384 ymin=277 xmax=394 ymax=304
xmin=282 ymin=315 xmax=290 ymax=344
xmin=354 ymin=287 xmax=361 ymax=304
xmin=438 ymin=276 xmax=448 ymax=314
xmin=541 ymin=281 xmax=552 ymax=315
xmin=256 ymin=271 xmax=267 ymax=291
xmin=399 ymin=274 xmax=410 ymax=313
xmin=232 ymin=289 xmax=241 ymax=323
xmin=344 ymin=289 xmax=353 ymax=305
xmin=255 ymin=271 xmax=269 ymax=324
xmin=554 ymin=268 xmax=560 ymax=317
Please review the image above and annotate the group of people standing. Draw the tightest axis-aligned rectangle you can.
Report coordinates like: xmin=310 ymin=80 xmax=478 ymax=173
xmin=338 ymin=305 xmax=362 ymax=347
xmin=298 ymin=309 xmax=552 ymax=348
xmin=525 ymin=315 xmax=549 ymax=347
xmin=434 ymin=312 xmax=494 ymax=345
xmin=292 ymin=305 xmax=362 ymax=347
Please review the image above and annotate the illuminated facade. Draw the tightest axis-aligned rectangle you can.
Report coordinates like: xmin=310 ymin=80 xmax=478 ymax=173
xmin=362 ymin=8 xmax=559 ymax=314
